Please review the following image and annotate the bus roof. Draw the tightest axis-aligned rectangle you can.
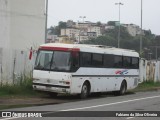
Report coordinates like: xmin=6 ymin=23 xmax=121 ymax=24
xmin=39 ymin=43 xmax=139 ymax=57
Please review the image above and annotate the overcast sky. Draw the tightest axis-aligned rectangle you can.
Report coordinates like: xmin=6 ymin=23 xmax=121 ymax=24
xmin=48 ymin=0 xmax=160 ymax=35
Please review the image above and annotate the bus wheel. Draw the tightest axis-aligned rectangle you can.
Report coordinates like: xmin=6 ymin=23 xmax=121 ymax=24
xmin=48 ymin=92 xmax=58 ymax=98
xmin=119 ymin=80 xmax=127 ymax=95
xmin=113 ymin=80 xmax=127 ymax=96
xmin=80 ymin=82 xmax=90 ymax=99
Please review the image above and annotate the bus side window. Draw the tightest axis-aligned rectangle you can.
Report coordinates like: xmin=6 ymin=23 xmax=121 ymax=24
xmin=92 ymin=53 xmax=103 ymax=67
xmin=71 ymin=51 xmax=79 ymax=72
xmin=104 ymin=54 xmax=114 ymax=68
xmin=123 ymin=56 xmax=131 ymax=68
xmin=80 ymin=52 xmax=92 ymax=67
xmin=114 ymin=56 xmax=123 ymax=68
xmin=131 ymin=57 xmax=139 ymax=69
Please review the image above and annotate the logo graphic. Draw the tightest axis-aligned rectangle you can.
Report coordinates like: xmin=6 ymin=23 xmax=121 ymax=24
xmin=2 ymin=112 xmax=11 ymax=117
xmin=1 ymin=112 xmax=42 ymax=118
xmin=115 ymin=70 xmax=128 ymax=75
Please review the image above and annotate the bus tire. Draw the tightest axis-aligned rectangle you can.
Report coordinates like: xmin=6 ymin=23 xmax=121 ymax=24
xmin=119 ymin=80 xmax=127 ymax=95
xmin=80 ymin=82 xmax=90 ymax=99
xmin=114 ymin=80 xmax=127 ymax=96
xmin=48 ymin=92 xmax=58 ymax=97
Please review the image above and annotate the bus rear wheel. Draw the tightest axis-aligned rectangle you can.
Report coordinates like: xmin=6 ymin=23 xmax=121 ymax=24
xmin=80 ymin=82 xmax=90 ymax=99
xmin=120 ymin=80 xmax=127 ymax=95
xmin=114 ymin=80 xmax=127 ymax=96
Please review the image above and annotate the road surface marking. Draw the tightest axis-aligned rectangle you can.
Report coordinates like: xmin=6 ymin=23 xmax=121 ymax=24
xmin=1 ymin=95 xmax=160 ymax=120
xmin=60 ymin=95 xmax=160 ymax=111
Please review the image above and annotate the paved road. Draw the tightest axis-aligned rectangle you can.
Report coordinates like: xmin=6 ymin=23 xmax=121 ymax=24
xmin=0 ymin=91 xmax=160 ymax=120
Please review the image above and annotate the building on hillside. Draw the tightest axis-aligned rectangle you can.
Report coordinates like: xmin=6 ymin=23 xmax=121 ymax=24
xmin=87 ymin=32 xmax=97 ymax=39
xmin=58 ymin=35 xmax=75 ymax=44
xmin=88 ymin=26 xmax=101 ymax=37
xmin=46 ymin=35 xmax=58 ymax=43
xmin=122 ymin=24 xmax=144 ymax=36
xmin=76 ymin=22 xmax=92 ymax=29
xmin=66 ymin=20 xmax=76 ymax=28
xmin=79 ymin=35 xmax=89 ymax=42
xmin=59 ymin=35 xmax=69 ymax=42
xmin=0 ymin=0 xmax=45 ymax=83
xmin=76 ymin=22 xmax=102 ymax=40
xmin=105 ymin=25 xmax=115 ymax=30
xmin=76 ymin=22 xmax=96 ymax=31
xmin=61 ymin=28 xmax=80 ymax=41
xmin=59 ymin=21 xmax=103 ymax=43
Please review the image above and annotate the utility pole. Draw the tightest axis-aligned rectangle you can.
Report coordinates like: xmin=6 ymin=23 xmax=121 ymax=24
xmin=150 ymin=46 xmax=160 ymax=61
xmin=140 ymin=0 xmax=143 ymax=55
xmin=45 ymin=0 xmax=48 ymax=43
xmin=115 ymin=2 xmax=123 ymax=48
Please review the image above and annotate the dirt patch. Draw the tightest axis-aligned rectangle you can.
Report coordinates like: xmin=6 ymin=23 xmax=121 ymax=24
xmin=1 ymin=88 xmax=159 ymax=110
xmin=0 ymin=94 xmax=81 ymax=110
xmin=0 ymin=97 xmax=66 ymax=106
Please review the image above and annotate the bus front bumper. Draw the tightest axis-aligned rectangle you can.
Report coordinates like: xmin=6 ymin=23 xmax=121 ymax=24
xmin=32 ymin=82 xmax=71 ymax=94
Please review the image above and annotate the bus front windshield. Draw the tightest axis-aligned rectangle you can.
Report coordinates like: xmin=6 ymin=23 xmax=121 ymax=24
xmin=34 ymin=50 xmax=71 ymax=72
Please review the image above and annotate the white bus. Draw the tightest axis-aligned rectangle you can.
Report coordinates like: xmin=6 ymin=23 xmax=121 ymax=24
xmin=33 ymin=43 xmax=139 ymax=98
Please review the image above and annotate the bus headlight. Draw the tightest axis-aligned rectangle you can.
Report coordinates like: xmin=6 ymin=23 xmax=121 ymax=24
xmin=65 ymin=81 xmax=70 ymax=85
xmin=59 ymin=81 xmax=70 ymax=85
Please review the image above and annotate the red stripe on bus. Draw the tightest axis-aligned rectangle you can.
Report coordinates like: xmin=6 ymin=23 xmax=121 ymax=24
xmin=39 ymin=46 xmax=80 ymax=52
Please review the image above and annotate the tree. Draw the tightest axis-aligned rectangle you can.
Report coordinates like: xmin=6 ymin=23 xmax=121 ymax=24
xmin=58 ymin=21 xmax=67 ymax=28
xmin=48 ymin=22 xmax=67 ymax=36
xmin=54 ymin=26 xmax=60 ymax=35
xmin=107 ymin=21 xmax=116 ymax=26
xmin=96 ymin=21 xmax=102 ymax=26
xmin=48 ymin=26 xmax=54 ymax=35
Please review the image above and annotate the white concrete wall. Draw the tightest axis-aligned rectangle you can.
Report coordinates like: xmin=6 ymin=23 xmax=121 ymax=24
xmin=154 ymin=61 xmax=160 ymax=82
xmin=10 ymin=0 xmax=45 ymax=50
xmin=139 ymin=59 xmax=160 ymax=82
xmin=0 ymin=0 xmax=10 ymax=49
xmin=0 ymin=0 xmax=45 ymax=83
xmin=139 ymin=59 xmax=146 ymax=82
xmin=0 ymin=0 xmax=12 ymax=83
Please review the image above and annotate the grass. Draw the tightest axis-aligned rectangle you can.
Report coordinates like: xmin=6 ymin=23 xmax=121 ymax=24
xmin=0 ymin=78 xmax=44 ymax=110
xmin=0 ymin=79 xmax=160 ymax=97
xmin=131 ymin=81 xmax=160 ymax=92
xmin=0 ymin=79 xmax=160 ymax=110
xmin=0 ymin=78 xmax=42 ymax=97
